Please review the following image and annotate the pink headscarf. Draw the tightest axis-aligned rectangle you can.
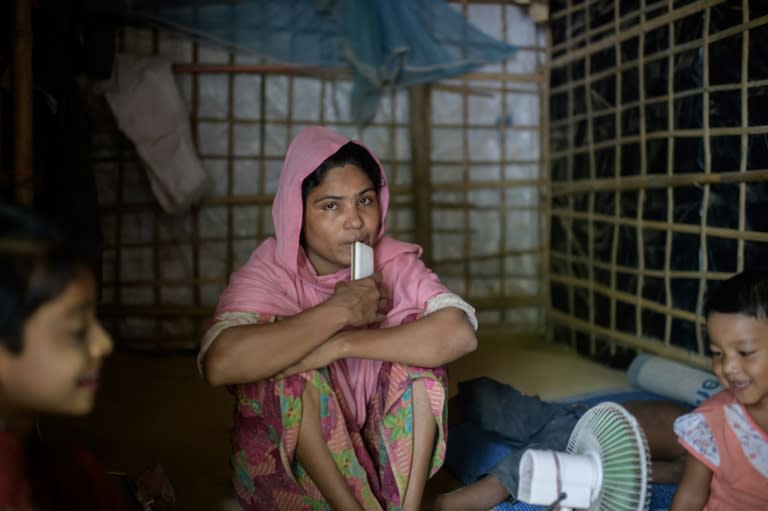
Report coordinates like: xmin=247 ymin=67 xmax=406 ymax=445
xmin=215 ymin=126 xmax=449 ymax=427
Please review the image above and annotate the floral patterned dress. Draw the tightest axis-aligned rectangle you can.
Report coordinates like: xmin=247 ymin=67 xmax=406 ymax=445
xmin=209 ymin=313 xmax=449 ymax=511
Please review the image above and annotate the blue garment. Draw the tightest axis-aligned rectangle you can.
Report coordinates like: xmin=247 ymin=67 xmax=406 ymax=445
xmin=455 ymin=377 xmax=587 ymax=500
xmin=446 ymin=380 xmax=686 ymax=511
xmin=131 ymin=0 xmax=515 ymax=126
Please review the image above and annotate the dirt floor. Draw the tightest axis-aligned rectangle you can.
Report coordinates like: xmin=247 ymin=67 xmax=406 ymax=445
xmin=45 ymin=332 xmax=630 ymax=510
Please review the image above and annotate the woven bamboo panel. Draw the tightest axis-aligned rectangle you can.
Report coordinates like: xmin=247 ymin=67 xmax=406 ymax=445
xmin=548 ymin=0 xmax=768 ymax=368
xmin=91 ymin=2 xmax=549 ymax=350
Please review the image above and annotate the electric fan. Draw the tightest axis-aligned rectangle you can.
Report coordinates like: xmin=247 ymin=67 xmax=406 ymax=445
xmin=517 ymin=402 xmax=651 ymax=511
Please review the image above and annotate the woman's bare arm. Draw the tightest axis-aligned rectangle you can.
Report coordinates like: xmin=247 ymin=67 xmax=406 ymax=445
xmin=277 ymin=307 xmax=477 ymax=378
xmin=202 ymin=275 xmax=386 ymax=386
xmin=340 ymin=307 xmax=477 ymax=366
xmin=669 ymin=453 xmax=712 ymax=511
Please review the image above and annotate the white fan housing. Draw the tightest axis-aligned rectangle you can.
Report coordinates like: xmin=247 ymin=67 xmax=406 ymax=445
xmin=517 ymin=401 xmax=651 ymax=511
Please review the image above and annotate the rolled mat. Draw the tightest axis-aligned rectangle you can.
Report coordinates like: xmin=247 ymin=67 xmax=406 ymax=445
xmin=628 ymin=354 xmax=723 ymax=407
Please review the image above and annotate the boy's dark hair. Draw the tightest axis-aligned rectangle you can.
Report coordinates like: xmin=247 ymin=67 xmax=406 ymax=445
xmin=705 ymin=271 xmax=768 ymax=320
xmin=0 ymin=202 xmax=96 ymax=354
xmin=301 ymin=142 xmax=383 ymax=205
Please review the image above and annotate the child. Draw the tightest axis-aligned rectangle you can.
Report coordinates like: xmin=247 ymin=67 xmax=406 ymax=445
xmin=0 ymin=203 xmax=126 ymax=510
xmin=670 ymin=271 xmax=768 ymax=510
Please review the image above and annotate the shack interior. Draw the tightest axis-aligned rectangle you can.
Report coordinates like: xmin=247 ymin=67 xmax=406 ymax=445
xmin=1 ymin=0 xmax=767 ymax=510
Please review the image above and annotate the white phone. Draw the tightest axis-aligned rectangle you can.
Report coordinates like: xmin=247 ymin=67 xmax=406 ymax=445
xmin=351 ymin=241 xmax=374 ymax=280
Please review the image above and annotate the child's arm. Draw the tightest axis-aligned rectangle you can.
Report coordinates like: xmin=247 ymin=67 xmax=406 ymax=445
xmin=669 ymin=453 xmax=712 ymax=511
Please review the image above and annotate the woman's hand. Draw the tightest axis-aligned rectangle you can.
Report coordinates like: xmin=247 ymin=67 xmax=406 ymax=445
xmin=325 ymin=272 xmax=389 ymax=327
xmin=274 ymin=275 xmax=390 ymax=379
xmin=203 ymin=276 xmax=390 ymax=386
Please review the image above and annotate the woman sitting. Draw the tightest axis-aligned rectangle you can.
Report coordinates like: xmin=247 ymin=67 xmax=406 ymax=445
xmin=199 ymin=126 xmax=478 ymax=511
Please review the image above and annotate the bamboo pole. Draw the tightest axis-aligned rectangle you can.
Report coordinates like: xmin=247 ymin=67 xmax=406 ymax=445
xmin=12 ymin=0 xmax=33 ymax=206
xmin=563 ymin=1 xmax=576 ymax=349
xmin=433 ymin=178 xmax=544 ymax=190
xmin=173 ymin=63 xmax=343 ymax=77
xmin=609 ymin=0 xmax=624 ymax=356
xmin=461 ymin=71 xmax=544 ymax=82
xmin=190 ymin=41 xmax=202 ymax=327
xmin=433 ymin=82 xmax=539 ymax=96
xmin=550 ymin=208 xmax=768 ymax=242
xmin=409 ymin=84 xmax=434 ymax=266
xmin=695 ymin=7 xmax=713 ymax=355
xmin=550 ymin=169 xmax=768 ymax=196
xmin=636 ymin=15 xmax=648 ymax=344
xmin=541 ymin=18 xmax=554 ymax=343
xmin=431 ymin=201 xmax=539 ymax=211
xmin=549 ymin=250 xmax=736 ymax=280
xmin=738 ymin=0 xmax=749 ymax=273
xmin=664 ymin=8 xmax=676 ymax=348
xmin=173 ymin=65 xmax=547 ymax=86
xmin=585 ymin=2 xmax=597 ymax=354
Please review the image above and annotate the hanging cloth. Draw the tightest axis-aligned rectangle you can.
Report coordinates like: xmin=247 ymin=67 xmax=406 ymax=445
xmin=102 ymin=54 xmax=209 ymax=214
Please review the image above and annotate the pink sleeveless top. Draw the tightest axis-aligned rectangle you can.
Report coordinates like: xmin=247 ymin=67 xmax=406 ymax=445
xmin=674 ymin=390 xmax=768 ymax=510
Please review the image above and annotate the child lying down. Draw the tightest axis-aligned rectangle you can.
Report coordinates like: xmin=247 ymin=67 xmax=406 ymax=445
xmin=430 ymin=377 xmax=688 ymax=511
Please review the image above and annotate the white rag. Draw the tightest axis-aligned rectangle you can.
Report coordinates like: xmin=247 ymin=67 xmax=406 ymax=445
xmin=103 ymin=54 xmax=208 ymax=214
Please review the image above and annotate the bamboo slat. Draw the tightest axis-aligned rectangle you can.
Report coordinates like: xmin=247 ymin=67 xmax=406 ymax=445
xmin=550 ymin=309 xmax=711 ymax=369
xmin=541 ymin=21 xmax=554 ymax=342
xmin=550 ymin=209 xmax=768 ymax=242
xmin=551 ymin=169 xmax=768 ymax=196
xmin=12 ymin=0 xmax=33 ymax=206
xmin=737 ymin=0 xmax=749 ymax=273
xmin=549 ymin=250 xmax=737 ymax=281
xmin=433 ymin=82 xmax=539 ymax=96
xmin=694 ymin=8 xmax=713 ymax=355
xmin=664 ymin=9 xmax=677 ymax=347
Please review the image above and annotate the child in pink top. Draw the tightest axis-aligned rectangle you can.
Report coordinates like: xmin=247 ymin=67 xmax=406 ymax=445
xmin=671 ymin=271 xmax=768 ymax=510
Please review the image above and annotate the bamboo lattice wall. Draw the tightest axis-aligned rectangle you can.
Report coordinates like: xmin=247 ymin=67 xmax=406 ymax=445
xmin=547 ymin=0 xmax=768 ymax=368
xmin=92 ymin=2 xmax=549 ymax=350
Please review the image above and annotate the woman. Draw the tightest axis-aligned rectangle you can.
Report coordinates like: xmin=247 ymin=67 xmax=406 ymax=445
xmin=199 ymin=126 xmax=478 ymax=511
